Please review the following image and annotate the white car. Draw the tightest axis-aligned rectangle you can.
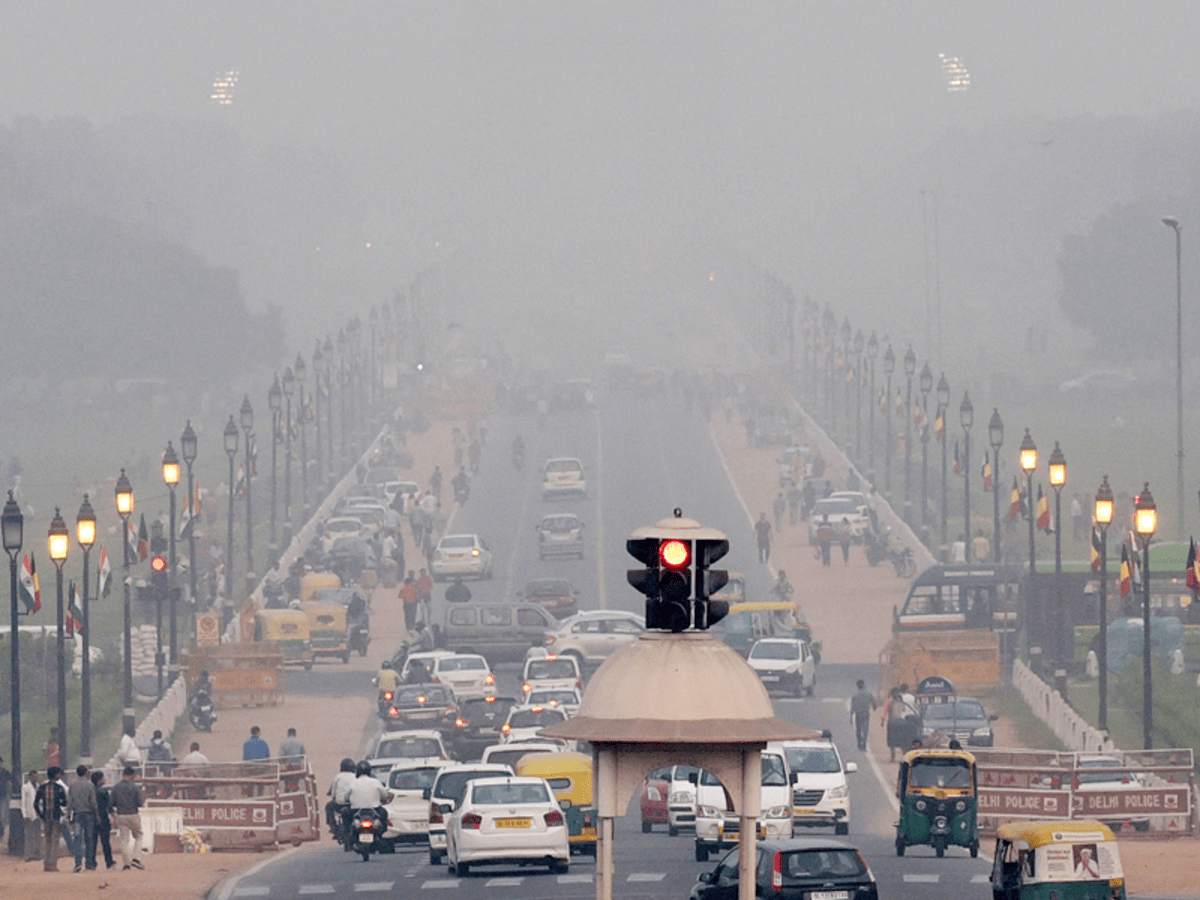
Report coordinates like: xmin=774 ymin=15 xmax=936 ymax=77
xmin=430 ymin=653 xmax=497 ymax=701
xmin=747 ymin=638 xmax=817 ymax=697
xmin=542 ymin=610 xmax=645 ymax=668
xmin=427 ymin=763 xmax=514 ymax=865
xmin=320 ymin=516 xmax=366 ymax=552
xmin=520 ymin=654 xmax=582 ymax=701
xmin=694 ymin=749 xmax=793 ymax=861
xmin=807 ymin=496 xmax=870 ymax=544
xmin=773 ymin=733 xmax=856 ymax=835
xmin=366 ymin=729 xmax=449 ymax=779
xmin=445 ymin=775 xmax=570 ymax=876
xmin=501 ymin=706 xmax=569 ymax=744
xmin=535 ymin=513 xmax=585 ymax=560
xmin=480 ymin=742 xmax=565 ymax=772
xmin=525 ymin=688 xmax=582 ymax=716
xmin=542 ymin=458 xmax=587 ymax=500
xmin=431 ymin=534 xmax=494 ymax=581
xmin=383 ymin=762 xmax=448 ymax=844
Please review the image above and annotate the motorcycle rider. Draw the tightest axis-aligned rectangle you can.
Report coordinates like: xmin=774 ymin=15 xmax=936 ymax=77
xmin=511 ymin=434 xmax=526 ymax=468
xmin=413 ymin=621 xmax=435 ymax=654
xmin=347 ymin=760 xmax=389 ymax=838
xmin=445 ymin=575 xmax=472 ymax=604
xmin=188 ymin=672 xmax=216 ymax=730
xmin=327 ymin=758 xmax=357 ymax=847
xmin=451 ymin=467 xmax=470 ymax=503
xmin=406 ymin=659 xmax=432 ymax=684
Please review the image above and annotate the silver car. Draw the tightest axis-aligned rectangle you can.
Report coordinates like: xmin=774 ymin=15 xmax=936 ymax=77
xmin=536 ymin=514 xmax=585 ymax=560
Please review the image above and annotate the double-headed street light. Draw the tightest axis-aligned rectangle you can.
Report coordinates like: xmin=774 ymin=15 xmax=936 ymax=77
xmin=312 ymin=343 xmax=324 ymax=490
xmin=115 ymin=471 xmax=135 ymax=735
xmin=282 ymin=366 xmax=295 ymax=545
xmin=1094 ymin=476 xmax=1115 ymax=733
xmin=4 ymin=491 xmax=23 ymax=856
xmin=937 ymin=374 xmax=949 ymax=543
xmin=903 ymin=347 xmax=916 ymax=509
xmin=323 ymin=336 xmax=335 ymax=478
xmin=919 ymin=364 xmax=933 ymax=530
xmin=866 ymin=332 xmax=879 ymax=473
xmin=854 ymin=330 xmax=865 ymax=460
xmin=48 ymin=508 xmax=69 ymax=768
xmin=883 ymin=344 xmax=895 ymax=497
xmin=1048 ymin=442 xmax=1067 ymax=689
xmin=1134 ymin=485 xmax=1157 ymax=749
xmin=841 ymin=318 xmax=852 ymax=447
xmin=162 ymin=441 xmax=180 ymax=683
xmin=180 ymin=421 xmax=198 ymax=611
xmin=223 ymin=416 xmax=238 ymax=605
xmin=1019 ymin=430 xmax=1038 ymax=654
xmin=268 ymin=375 xmax=282 ymax=559
xmin=989 ymin=410 xmax=1004 ymax=563
xmin=75 ymin=495 xmax=96 ymax=764
xmin=295 ymin=352 xmax=309 ymax=518
xmin=960 ymin=392 xmax=974 ymax=551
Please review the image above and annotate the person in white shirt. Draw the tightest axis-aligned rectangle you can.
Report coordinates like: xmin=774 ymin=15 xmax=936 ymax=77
xmin=326 ymin=758 xmax=358 ymax=845
xmin=347 ymin=761 xmax=389 ymax=822
xmin=180 ymin=742 xmax=209 ymax=766
xmin=22 ymin=770 xmax=42 ymax=861
xmin=116 ymin=727 xmax=141 ymax=767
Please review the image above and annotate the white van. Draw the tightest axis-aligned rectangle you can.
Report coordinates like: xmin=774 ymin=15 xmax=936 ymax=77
xmin=693 ymin=749 xmax=793 ymax=861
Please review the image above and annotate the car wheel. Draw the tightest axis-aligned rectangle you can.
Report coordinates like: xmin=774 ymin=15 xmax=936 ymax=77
xmin=695 ymin=844 xmax=709 ymax=862
xmin=794 ymin=676 xmax=805 ymax=699
xmin=429 ymin=849 xmax=442 ymax=866
xmin=641 ymin=820 xmax=652 ymax=834
xmin=550 ymin=858 xmax=569 ymax=875
xmin=668 ymin=825 xmax=678 ymax=837
xmin=970 ymin=841 xmax=979 ymax=858
xmin=895 ymin=837 xmax=905 ymax=857
xmin=806 ymin=677 xmax=816 ymax=698
xmin=455 ymin=862 xmax=469 ymax=877
xmin=835 ymin=823 xmax=849 ymax=836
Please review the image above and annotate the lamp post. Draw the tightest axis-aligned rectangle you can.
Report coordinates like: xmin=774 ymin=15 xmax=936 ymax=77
xmin=4 ymin=491 xmax=23 ymax=856
xmin=115 ymin=471 xmax=135 ymax=736
xmin=841 ymin=318 xmax=852 ymax=447
xmin=903 ymin=347 xmax=916 ymax=508
xmin=223 ymin=416 xmax=238 ymax=604
xmin=1134 ymin=485 xmax=1157 ymax=748
xmin=883 ymin=344 xmax=895 ymax=497
xmin=323 ymin=336 xmax=335 ymax=478
xmin=1094 ymin=476 xmax=1114 ymax=732
xmin=853 ymin=330 xmax=865 ymax=460
xmin=867 ymin=332 xmax=878 ymax=473
xmin=282 ymin=366 xmax=295 ymax=545
xmin=240 ymin=395 xmax=254 ymax=586
xmin=75 ymin=495 xmax=96 ymax=764
xmin=1019 ymin=430 xmax=1039 ymax=655
xmin=268 ymin=375 xmax=281 ymax=560
xmin=313 ymin=342 xmax=324 ymax=491
xmin=336 ymin=330 xmax=349 ymax=464
xmin=960 ymin=392 xmax=973 ymax=550
xmin=937 ymin=374 xmax=950 ymax=544
xmin=180 ymin=421 xmax=198 ymax=614
xmin=161 ymin=442 xmax=180 ymax=683
xmin=919 ymin=364 xmax=932 ymax=530
xmin=48 ymin=508 xmax=69 ymax=768
xmin=295 ymin=352 xmax=309 ymax=518
xmin=1162 ymin=218 xmax=1184 ymax=540
xmin=989 ymin=409 xmax=1004 ymax=563
xmin=1048 ymin=442 xmax=1067 ymax=689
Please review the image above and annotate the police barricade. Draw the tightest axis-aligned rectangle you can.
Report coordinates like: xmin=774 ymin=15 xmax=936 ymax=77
xmin=973 ymin=748 xmax=1196 ymax=836
xmin=144 ymin=758 xmax=320 ymax=850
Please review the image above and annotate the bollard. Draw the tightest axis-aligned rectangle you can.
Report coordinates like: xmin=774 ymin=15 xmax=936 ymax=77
xmin=1029 ymin=646 xmax=1043 ymax=679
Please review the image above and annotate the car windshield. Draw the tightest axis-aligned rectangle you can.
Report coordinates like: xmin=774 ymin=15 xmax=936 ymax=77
xmin=673 ymin=765 xmax=700 ymax=782
xmin=814 ymin=499 xmax=858 ymax=516
xmin=909 ymin=758 xmax=972 ymax=789
xmin=925 ymin=701 xmax=986 ymax=722
xmin=528 ymin=690 xmax=578 ymax=706
xmin=527 ymin=659 xmax=576 ymax=679
xmin=750 ymin=641 xmax=800 ymax=661
xmin=331 ymin=537 xmax=369 ymax=553
xmin=761 ymin=754 xmax=788 ymax=786
xmin=528 ymin=580 xmax=572 ymax=595
xmin=376 ymin=737 xmax=442 ymax=759
xmin=388 ymin=767 xmax=439 ymax=791
xmin=439 ymin=536 xmax=476 ymax=549
xmin=540 ymin=518 xmax=579 ymax=533
xmin=395 ymin=686 xmax=451 ymax=706
xmin=509 ymin=708 xmax=566 ymax=727
xmin=460 ymin=698 xmax=515 ymax=719
xmin=439 ymin=657 xmax=486 ymax=672
xmin=434 ymin=770 xmax=508 ymax=802
xmin=545 ymin=460 xmax=582 ymax=474
xmin=778 ymin=848 xmax=866 ymax=881
xmin=471 ymin=782 xmax=550 ymax=805
xmin=783 ymin=746 xmax=841 ymax=774
xmin=327 ymin=520 xmax=359 ymax=532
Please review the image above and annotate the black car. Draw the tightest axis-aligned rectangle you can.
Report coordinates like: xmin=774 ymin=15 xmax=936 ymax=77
xmin=448 ymin=696 xmax=519 ymax=760
xmin=918 ymin=697 xmax=997 ymax=747
xmin=383 ymin=684 xmax=457 ymax=734
xmin=691 ymin=838 xmax=877 ymax=900
xmin=752 ymin=415 xmax=792 ymax=448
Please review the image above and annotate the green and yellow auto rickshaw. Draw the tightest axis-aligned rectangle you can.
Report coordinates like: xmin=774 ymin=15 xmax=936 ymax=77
xmin=516 ymin=751 xmax=596 ymax=855
xmin=299 ymin=600 xmax=351 ymax=663
xmin=895 ymin=746 xmax=978 ymax=858
xmin=990 ymin=820 xmax=1125 ymax=900
xmin=254 ymin=609 xmax=314 ymax=669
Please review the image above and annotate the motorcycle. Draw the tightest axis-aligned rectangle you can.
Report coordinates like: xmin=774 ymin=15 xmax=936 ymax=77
xmin=864 ymin=528 xmax=889 ymax=567
xmin=188 ymin=688 xmax=216 ymax=732
xmin=453 ymin=482 xmax=470 ymax=505
xmin=891 ymin=546 xmax=917 ymax=578
xmin=351 ymin=808 xmax=388 ymax=861
xmin=349 ymin=621 xmax=370 ymax=657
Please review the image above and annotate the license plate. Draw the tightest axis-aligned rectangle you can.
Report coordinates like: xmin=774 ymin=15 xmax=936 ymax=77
xmin=810 ymin=893 xmax=848 ymax=900
xmin=495 ymin=818 xmax=531 ymax=829
xmin=795 ymin=808 xmax=816 ymax=815
xmin=359 ymin=833 xmax=374 ymax=843
xmin=760 ymin=675 xmax=779 ymax=682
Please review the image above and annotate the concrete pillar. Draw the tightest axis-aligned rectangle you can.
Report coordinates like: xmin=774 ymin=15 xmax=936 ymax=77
xmin=738 ymin=748 xmax=762 ymax=900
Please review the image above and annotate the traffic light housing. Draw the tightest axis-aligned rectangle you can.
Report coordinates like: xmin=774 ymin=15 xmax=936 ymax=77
xmin=150 ymin=554 xmax=168 ymax=601
xmin=627 ymin=511 xmax=730 ymax=632
xmin=694 ymin=537 xmax=730 ymax=629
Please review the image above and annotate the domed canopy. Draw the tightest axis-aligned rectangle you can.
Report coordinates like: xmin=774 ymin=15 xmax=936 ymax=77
xmin=542 ymin=631 xmax=817 ymax=744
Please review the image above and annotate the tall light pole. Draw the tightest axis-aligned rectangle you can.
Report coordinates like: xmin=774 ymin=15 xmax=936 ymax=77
xmin=883 ymin=344 xmax=895 ymax=497
xmin=919 ymin=364 xmax=932 ymax=530
xmin=282 ymin=366 xmax=295 ymax=545
xmin=47 ymin=509 xmax=69 ymax=768
xmin=989 ymin=409 xmax=1004 ymax=563
xmin=180 ymin=421 xmax=198 ymax=611
xmin=312 ymin=343 xmax=324 ymax=491
xmin=1163 ymin=218 xmax=1183 ymax=540
xmin=295 ymin=352 xmax=309 ymax=518
xmin=75 ymin=495 xmax=96 ymax=764
xmin=268 ymin=375 xmax=281 ymax=561
xmin=4 ymin=491 xmax=23 ymax=856
xmin=223 ymin=415 xmax=238 ymax=604
xmin=841 ymin=318 xmax=852 ymax=447
xmin=903 ymin=347 xmax=916 ymax=510
xmin=867 ymin=332 xmax=878 ymax=474
xmin=1048 ymin=442 xmax=1067 ymax=690
xmin=821 ymin=308 xmax=836 ymax=429
xmin=161 ymin=442 xmax=180 ymax=683
xmin=336 ymin=330 xmax=349 ymax=464
xmin=937 ymin=374 xmax=950 ymax=544
xmin=1019 ymin=430 xmax=1039 ymax=654
xmin=1134 ymin=485 xmax=1157 ymax=749
xmin=960 ymin=392 xmax=973 ymax=550
xmin=323 ymin=336 xmax=335 ymax=478
xmin=115 ymin=471 xmax=135 ymax=736
xmin=240 ymin=394 xmax=254 ymax=585
xmin=853 ymin=330 xmax=865 ymax=461
xmin=1094 ymin=476 xmax=1114 ymax=733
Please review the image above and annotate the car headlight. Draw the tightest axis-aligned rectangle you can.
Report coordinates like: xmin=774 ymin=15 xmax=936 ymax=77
xmin=915 ymin=799 xmax=927 ymax=811
xmin=827 ymin=785 xmax=848 ymax=800
xmin=669 ymin=792 xmax=692 ymax=805
xmin=973 ymin=726 xmax=992 ymax=737
xmin=698 ymin=805 xmax=722 ymax=819
xmin=955 ymin=800 xmax=966 ymax=812
xmin=645 ymin=786 xmax=662 ymax=801
xmin=766 ymin=805 xmax=791 ymax=819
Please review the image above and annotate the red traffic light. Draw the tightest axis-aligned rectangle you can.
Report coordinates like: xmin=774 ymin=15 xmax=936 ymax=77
xmin=150 ymin=555 xmax=167 ymax=573
xmin=659 ymin=539 xmax=690 ymax=569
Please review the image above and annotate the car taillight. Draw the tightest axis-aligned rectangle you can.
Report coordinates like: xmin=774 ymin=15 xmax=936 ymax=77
xmin=544 ymin=810 xmax=564 ymax=827
xmin=575 ymin=680 xmax=582 ymax=690
xmin=455 ymin=717 xmax=469 ymax=728
xmin=501 ymin=724 xmax=510 ymax=735
xmin=485 ymin=674 xmax=495 ymax=686
xmin=545 ymin=635 xmax=557 ymax=646
xmin=522 ymin=683 xmax=531 ymax=694
xmin=772 ymin=852 xmax=782 ymax=891
xmin=388 ymin=707 xmax=399 ymax=718
xmin=383 ymin=691 xmax=394 ymax=702
xmin=461 ymin=813 xmax=482 ymax=830
xmin=429 ymin=803 xmax=443 ymax=825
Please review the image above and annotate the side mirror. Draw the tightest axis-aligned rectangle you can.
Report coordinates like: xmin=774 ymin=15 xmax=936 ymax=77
xmin=789 ymin=772 xmax=798 ymax=785
xmin=845 ymin=762 xmax=858 ymax=774
xmin=698 ymin=872 xmax=713 ymax=884
xmin=989 ymin=714 xmax=999 ymax=721
xmin=422 ymin=787 xmax=431 ymax=801
xmin=688 ymin=772 xmax=699 ymax=785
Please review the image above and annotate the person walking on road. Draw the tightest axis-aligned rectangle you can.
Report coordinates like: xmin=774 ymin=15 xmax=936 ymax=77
xmin=430 ymin=466 xmax=443 ymax=502
xmin=773 ymin=491 xmax=787 ymax=531
xmin=755 ymin=513 xmax=772 ymax=563
xmin=110 ymin=767 xmax=145 ymax=870
xmin=416 ymin=568 xmax=434 ymax=624
xmin=91 ymin=770 xmax=115 ymax=869
xmin=838 ymin=517 xmax=853 ymax=565
xmin=34 ymin=765 xmax=68 ymax=872
xmin=771 ymin=570 xmax=794 ymax=604
xmin=242 ymin=726 xmax=270 ymax=761
xmin=445 ymin=575 xmax=472 ymax=604
xmin=849 ymin=680 xmax=878 ymax=752
xmin=816 ymin=515 xmax=834 ymax=567
xmin=279 ymin=728 xmax=306 ymax=760
xmin=787 ymin=481 xmax=802 ymax=525
xmin=399 ymin=572 xmax=419 ymax=631
xmin=22 ymin=770 xmax=42 ymax=861
xmin=67 ymin=763 xmax=100 ymax=871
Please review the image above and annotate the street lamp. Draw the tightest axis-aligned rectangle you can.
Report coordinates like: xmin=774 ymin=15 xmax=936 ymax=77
xmin=240 ymin=395 xmax=254 ymax=586
xmin=282 ymin=366 xmax=295 ymax=545
xmin=312 ymin=342 xmax=324 ymax=491
xmin=336 ymin=330 xmax=349 ymax=463
xmin=180 ymin=421 xmax=198 ymax=612
xmin=1163 ymin=218 xmax=1183 ymax=541
xmin=268 ymin=375 xmax=281 ymax=559
xmin=48 ymin=508 xmax=69 ymax=768
xmin=323 ymin=336 xmax=335 ymax=478
xmin=1094 ymin=476 xmax=1115 ymax=733
xmin=937 ymin=374 xmax=950 ymax=544
xmin=161 ymin=441 xmax=180 ymax=684
xmin=1019 ymin=430 xmax=1039 ymax=655
xmin=223 ymin=415 xmax=238 ymax=605
xmin=854 ymin=330 xmax=865 ymax=460
xmin=988 ymin=409 xmax=1004 ymax=563
xmin=75 ymin=494 xmax=96 ymax=764
xmin=841 ymin=318 xmax=852 ymax=447
xmin=960 ymin=393 xmax=973 ymax=554
xmin=883 ymin=344 xmax=895 ymax=497
xmin=866 ymin=332 xmax=878 ymax=473
xmin=295 ymin=352 xmax=309 ymax=518
xmin=4 ymin=491 xmax=23 ymax=856
xmin=903 ymin=346 xmax=916 ymax=510
xmin=919 ymin=364 xmax=933 ymax=530
xmin=114 ymin=470 xmax=135 ymax=736
xmin=1134 ymin=484 xmax=1157 ymax=749
xmin=1048 ymin=442 xmax=1067 ymax=689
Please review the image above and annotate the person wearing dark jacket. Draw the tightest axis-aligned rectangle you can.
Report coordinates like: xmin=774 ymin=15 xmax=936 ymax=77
xmin=33 ymin=766 xmax=68 ymax=872
xmin=91 ymin=770 xmax=116 ymax=869
xmin=110 ymin=766 xmax=145 ymax=870
xmin=67 ymin=763 xmax=100 ymax=871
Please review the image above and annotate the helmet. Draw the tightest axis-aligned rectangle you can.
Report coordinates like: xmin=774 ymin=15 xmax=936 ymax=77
xmin=355 ymin=761 xmax=372 ymax=778
xmin=340 ymin=758 xmax=355 ymax=773
xmin=381 ymin=661 xmax=392 ymax=670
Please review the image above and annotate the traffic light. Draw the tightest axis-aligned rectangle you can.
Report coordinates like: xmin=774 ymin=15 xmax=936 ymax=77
xmin=694 ymin=537 xmax=730 ymax=629
xmin=150 ymin=554 xmax=168 ymax=601
xmin=627 ymin=511 xmax=730 ymax=633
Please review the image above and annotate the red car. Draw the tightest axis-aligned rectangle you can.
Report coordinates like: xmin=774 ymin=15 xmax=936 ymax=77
xmin=520 ymin=579 xmax=579 ymax=619
xmin=640 ymin=767 xmax=671 ymax=833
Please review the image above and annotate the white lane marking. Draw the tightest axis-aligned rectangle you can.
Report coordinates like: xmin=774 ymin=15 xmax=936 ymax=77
xmin=298 ymin=887 xmax=335 ymax=895
xmin=865 ymin=744 xmax=901 ymax=814
xmin=420 ymin=880 xmax=459 ymax=889
xmin=627 ymin=872 xmax=666 ymax=882
xmin=354 ymin=883 xmax=394 ymax=892
xmin=500 ymin=431 xmax=538 ymax=603
xmin=821 ymin=697 xmax=845 ymax=703
xmin=708 ymin=421 xmax=776 ymax=584
xmin=971 ymin=874 xmax=991 ymax=883
xmin=594 ymin=407 xmax=606 ymax=610
xmin=214 ymin=846 xmax=302 ymax=900
xmin=485 ymin=877 xmax=524 ymax=886
xmin=232 ymin=890 xmax=270 ymax=897
xmin=558 ymin=873 xmax=593 ymax=883
xmin=903 ymin=874 xmax=940 ymax=883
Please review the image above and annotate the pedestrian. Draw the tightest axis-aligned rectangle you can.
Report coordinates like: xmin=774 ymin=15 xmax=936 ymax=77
xmin=430 ymin=466 xmax=443 ymax=502
xmin=951 ymin=533 xmax=967 ymax=563
xmin=816 ymin=515 xmax=834 ymax=567
xmin=180 ymin=742 xmax=209 ymax=771
xmin=116 ymin=726 xmax=141 ymax=768
xmin=839 ymin=517 xmax=853 ymax=565
xmin=416 ymin=568 xmax=434 ymax=625
xmin=773 ymin=491 xmax=787 ymax=531
xmin=849 ymin=680 xmax=878 ymax=752
xmin=801 ymin=478 xmax=816 ymax=520
xmin=110 ymin=766 xmax=144 ymax=870
xmin=445 ymin=575 xmax=471 ymax=603
xmin=846 ymin=468 xmax=861 ymax=492
xmin=972 ymin=529 xmax=990 ymax=562
xmin=67 ymin=763 xmax=99 ymax=871
xmin=1071 ymin=493 xmax=1084 ymax=543
xmin=146 ymin=730 xmax=174 ymax=763
xmin=279 ymin=728 xmax=306 ymax=760
xmin=787 ymin=480 xmax=802 ymax=525
xmin=755 ymin=513 xmax=772 ymax=563
xmin=22 ymin=770 xmax=42 ymax=861
xmin=771 ymin=570 xmax=794 ymax=604
xmin=242 ymin=726 xmax=270 ymax=761
xmin=34 ymin=765 xmax=68 ymax=872
xmin=91 ymin=770 xmax=115 ymax=870
xmin=42 ymin=727 xmax=60 ymax=770
xmin=410 ymin=505 xmax=425 ymax=551
xmin=414 ymin=621 xmax=435 ymax=653
xmin=399 ymin=572 xmax=419 ymax=631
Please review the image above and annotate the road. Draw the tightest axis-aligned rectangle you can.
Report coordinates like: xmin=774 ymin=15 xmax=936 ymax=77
xmin=216 ymin=388 xmax=1000 ymax=899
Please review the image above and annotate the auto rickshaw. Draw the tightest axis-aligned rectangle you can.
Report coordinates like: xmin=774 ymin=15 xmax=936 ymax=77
xmin=300 ymin=600 xmax=351 ymax=663
xmin=990 ymin=820 xmax=1125 ymax=900
xmin=516 ymin=751 xmax=596 ymax=855
xmin=254 ymin=609 xmax=314 ymax=669
xmin=895 ymin=746 xmax=978 ymax=858
xmin=300 ymin=570 xmax=341 ymax=602
xmin=720 ymin=601 xmax=801 ymax=657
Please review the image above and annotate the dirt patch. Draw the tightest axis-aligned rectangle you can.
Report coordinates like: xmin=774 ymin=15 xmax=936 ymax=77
xmin=0 ymin=852 xmax=261 ymax=900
